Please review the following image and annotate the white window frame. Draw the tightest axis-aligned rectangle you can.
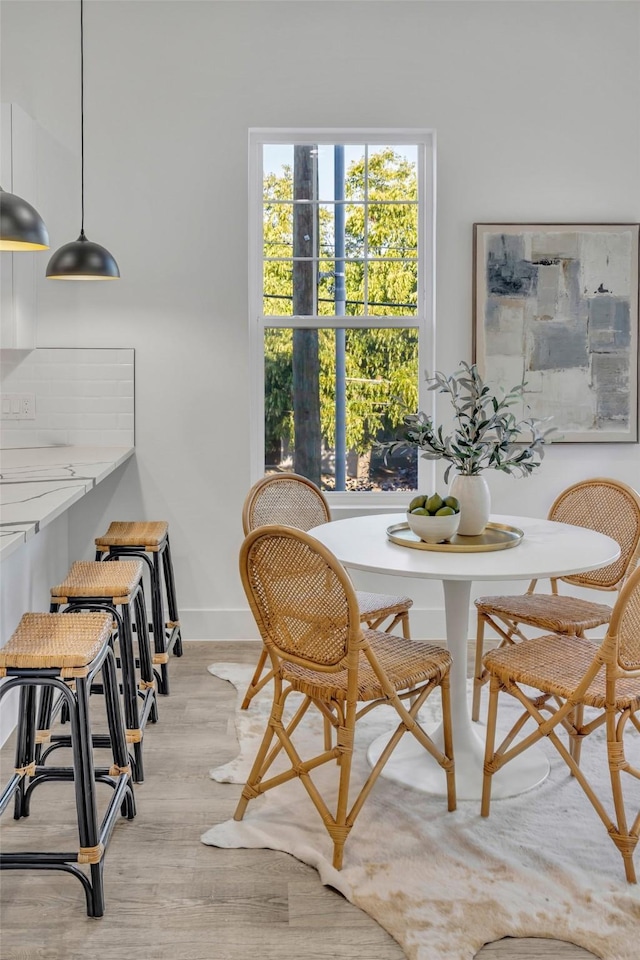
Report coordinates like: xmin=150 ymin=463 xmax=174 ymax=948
xmin=248 ymin=127 xmax=437 ymax=510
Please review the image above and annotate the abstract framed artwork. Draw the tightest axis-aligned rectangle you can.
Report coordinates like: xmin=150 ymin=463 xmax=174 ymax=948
xmin=473 ymin=223 xmax=639 ymax=442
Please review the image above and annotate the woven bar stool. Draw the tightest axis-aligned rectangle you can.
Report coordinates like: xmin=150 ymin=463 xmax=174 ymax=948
xmin=45 ymin=560 xmax=158 ymax=783
xmin=95 ymin=521 xmax=182 ymax=696
xmin=0 ymin=613 xmax=135 ymax=917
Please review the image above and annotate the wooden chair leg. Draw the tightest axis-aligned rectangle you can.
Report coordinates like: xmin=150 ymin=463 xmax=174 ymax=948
xmin=323 ymin=715 xmax=333 ymax=751
xmin=481 ymin=675 xmax=501 ymax=817
xmin=331 ymin=707 xmax=356 ymax=870
xmin=607 ymin=713 xmax=637 ymax=884
xmin=439 ymin=674 xmax=456 ymax=811
xmin=241 ymin=646 xmax=269 ymax=710
xmin=569 ymin=703 xmax=584 ymax=772
xmin=472 ymin=614 xmax=486 ymax=722
xmin=233 ymin=710 xmax=278 ymax=821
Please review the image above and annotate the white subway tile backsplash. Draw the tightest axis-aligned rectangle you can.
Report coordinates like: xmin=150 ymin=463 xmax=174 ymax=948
xmin=1 ymin=348 xmax=134 ymax=447
xmin=1 ymin=427 xmax=31 ymax=446
xmin=75 ymin=364 xmax=131 ymax=381
xmin=70 ymin=430 xmax=104 ymax=445
xmin=49 ymin=380 xmax=79 ymax=397
xmin=41 ymin=351 xmax=73 ymax=363
xmin=67 ymin=349 xmax=111 ymax=363
xmin=47 ymin=412 xmax=81 ymax=430
xmin=83 ymin=380 xmax=118 ymax=397
xmin=80 ymin=397 xmax=116 ymax=413
xmin=88 ymin=414 xmax=120 ymax=430
xmin=0 ymin=360 xmax=35 ymax=381
xmin=36 ymin=429 xmax=70 ymax=446
xmin=45 ymin=396 xmax=79 ymax=414
xmin=96 ymin=364 xmax=134 ymax=381
xmin=117 ymin=381 xmax=134 ymax=398
xmin=35 ymin=363 xmax=75 ymax=381
xmin=93 ymin=429 xmax=132 ymax=445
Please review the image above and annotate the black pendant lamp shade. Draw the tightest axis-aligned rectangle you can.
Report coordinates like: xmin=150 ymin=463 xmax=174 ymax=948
xmin=47 ymin=0 xmax=119 ymax=280
xmin=0 ymin=187 xmax=50 ymax=251
xmin=46 ymin=229 xmax=119 ymax=279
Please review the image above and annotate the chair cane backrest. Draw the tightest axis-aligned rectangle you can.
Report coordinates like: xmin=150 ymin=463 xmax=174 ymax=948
xmin=239 ymin=525 xmax=362 ymax=670
xmin=607 ymin=565 xmax=640 ymax=672
xmin=242 ymin=474 xmax=331 ymax=536
xmin=549 ymin=478 xmax=640 ymax=591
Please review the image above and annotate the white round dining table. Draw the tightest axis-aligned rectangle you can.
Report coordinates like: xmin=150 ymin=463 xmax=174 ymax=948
xmin=308 ymin=512 xmax=620 ymax=801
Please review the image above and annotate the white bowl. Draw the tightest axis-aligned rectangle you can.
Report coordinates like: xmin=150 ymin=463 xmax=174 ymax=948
xmin=406 ymin=510 xmax=460 ymax=544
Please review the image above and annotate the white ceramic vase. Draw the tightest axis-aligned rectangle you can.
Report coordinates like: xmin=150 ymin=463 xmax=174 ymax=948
xmin=449 ymin=474 xmax=491 ymax=536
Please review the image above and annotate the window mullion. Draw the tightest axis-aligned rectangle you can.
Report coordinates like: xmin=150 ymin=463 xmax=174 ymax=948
xmin=363 ymin=143 xmax=369 ymax=317
xmin=312 ymin=146 xmax=318 ymax=316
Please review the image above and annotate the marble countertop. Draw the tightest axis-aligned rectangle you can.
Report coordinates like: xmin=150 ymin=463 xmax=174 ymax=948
xmin=0 ymin=445 xmax=135 ymax=560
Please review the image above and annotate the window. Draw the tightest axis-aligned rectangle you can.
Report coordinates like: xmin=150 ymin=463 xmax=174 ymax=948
xmin=249 ymin=129 xmax=435 ymax=502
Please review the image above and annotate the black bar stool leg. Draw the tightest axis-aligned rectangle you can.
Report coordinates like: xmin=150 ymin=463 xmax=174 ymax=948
xmin=151 ymin=553 xmax=169 ymax=694
xmin=34 ymin=685 xmax=55 ymax=763
xmin=163 ymin=538 xmax=182 ymax=657
xmin=133 ymin=585 xmax=158 ymax=725
xmin=13 ymin=685 xmax=36 ymax=820
xmin=71 ymin=676 xmax=104 ymax=918
xmin=101 ymin=647 xmax=136 ymax=821
xmin=118 ymin=602 xmax=144 ymax=783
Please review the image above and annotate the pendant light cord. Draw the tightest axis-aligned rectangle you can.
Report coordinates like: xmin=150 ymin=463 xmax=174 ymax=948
xmin=45 ymin=0 xmax=119 ymax=276
xmin=80 ymin=0 xmax=85 ymax=239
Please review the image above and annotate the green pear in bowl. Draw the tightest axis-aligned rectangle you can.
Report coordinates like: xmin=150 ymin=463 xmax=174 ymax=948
xmin=406 ymin=492 xmax=460 ymax=543
xmin=425 ymin=493 xmax=444 ymax=514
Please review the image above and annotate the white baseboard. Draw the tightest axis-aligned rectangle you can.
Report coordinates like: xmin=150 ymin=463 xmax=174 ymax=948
xmin=178 ymin=607 xmax=608 ymax=643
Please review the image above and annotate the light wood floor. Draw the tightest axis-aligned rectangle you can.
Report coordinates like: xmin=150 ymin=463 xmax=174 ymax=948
xmin=0 ymin=641 xmax=598 ymax=960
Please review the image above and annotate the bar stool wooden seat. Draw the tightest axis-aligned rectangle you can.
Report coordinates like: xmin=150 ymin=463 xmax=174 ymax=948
xmin=0 ymin=612 xmax=135 ymax=917
xmin=46 ymin=560 xmax=158 ymax=782
xmin=95 ymin=521 xmax=182 ymax=696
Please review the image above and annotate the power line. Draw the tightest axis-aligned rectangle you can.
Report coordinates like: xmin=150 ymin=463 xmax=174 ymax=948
xmin=263 ymin=293 xmax=417 ymax=310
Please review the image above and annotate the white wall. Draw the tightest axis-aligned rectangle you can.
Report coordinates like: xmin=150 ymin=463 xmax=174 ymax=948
xmin=1 ymin=1 xmax=638 ymax=639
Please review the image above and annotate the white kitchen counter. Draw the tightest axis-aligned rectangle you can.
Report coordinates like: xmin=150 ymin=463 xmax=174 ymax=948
xmin=0 ymin=445 xmax=135 ymax=560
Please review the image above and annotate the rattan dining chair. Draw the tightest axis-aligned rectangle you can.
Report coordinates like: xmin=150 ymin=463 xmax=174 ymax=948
xmin=481 ymin=563 xmax=640 ymax=883
xmin=472 ymin=478 xmax=640 ymax=726
xmin=235 ymin=524 xmax=455 ymax=870
xmin=240 ymin=473 xmax=413 ymax=709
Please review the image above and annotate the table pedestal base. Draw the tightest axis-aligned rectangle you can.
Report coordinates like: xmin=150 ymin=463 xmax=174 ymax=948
xmin=367 ymin=719 xmax=549 ymax=801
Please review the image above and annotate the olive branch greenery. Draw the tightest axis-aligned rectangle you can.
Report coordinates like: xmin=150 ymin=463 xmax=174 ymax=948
xmin=385 ymin=361 xmax=555 ymax=484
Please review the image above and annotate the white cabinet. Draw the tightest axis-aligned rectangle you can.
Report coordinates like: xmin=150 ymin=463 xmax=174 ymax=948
xmin=1 ymin=103 xmax=40 ymax=351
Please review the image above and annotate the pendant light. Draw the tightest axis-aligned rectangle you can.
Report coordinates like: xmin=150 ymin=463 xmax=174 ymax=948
xmin=0 ymin=187 xmax=49 ymax=251
xmin=47 ymin=0 xmax=119 ymax=280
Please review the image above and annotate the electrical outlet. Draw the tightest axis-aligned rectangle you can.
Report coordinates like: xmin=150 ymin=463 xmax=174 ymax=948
xmin=0 ymin=393 xmax=36 ymax=420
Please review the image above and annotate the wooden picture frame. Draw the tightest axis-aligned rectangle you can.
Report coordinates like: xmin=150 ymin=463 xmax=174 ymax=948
xmin=473 ymin=223 xmax=639 ymax=443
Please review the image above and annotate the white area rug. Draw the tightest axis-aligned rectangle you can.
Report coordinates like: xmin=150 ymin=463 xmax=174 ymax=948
xmin=201 ymin=662 xmax=640 ymax=960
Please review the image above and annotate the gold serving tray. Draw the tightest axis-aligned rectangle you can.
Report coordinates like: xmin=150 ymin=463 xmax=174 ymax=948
xmin=386 ymin=521 xmax=524 ymax=553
